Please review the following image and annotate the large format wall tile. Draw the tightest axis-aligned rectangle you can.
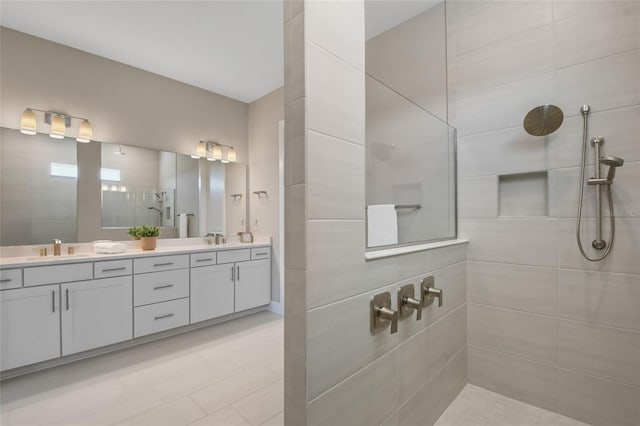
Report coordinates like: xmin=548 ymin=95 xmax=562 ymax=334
xmin=559 ymin=319 xmax=640 ymax=387
xmin=558 ymin=369 xmax=640 ymax=426
xmin=457 ymin=127 xmax=552 ymax=178
xmin=307 ymin=349 xmax=399 ymax=426
xmin=306 ymin=130 xmax=365 ymax=220
xmin=468 ymin=303 xmax=558 ymax=365
xmin=461 ymin=219 xmax=558 ymax=267
xmin=453 ymin=1 xmax=552 ymax=56
xmin=557 ymin=50 xmax=640 ymax=115
xmin=305 ymin=219 xmax=399 ymax=308
xmin=468 ymin=261 xmax=558 ymax=317
xmin=553 ymin=1 xmax=640 ymax=69
xmin=559 ymin=269 xmax=640 ymax=332
xmin=456 ymin=71 xmax=557 ymax=137
xmin=306 ymin=0 xmax=364 ymax=71
xmin=457 ymin=176 xmax=498 ymax=218
xmin=456 ymin=24 xmax=554 ymax=95
xmin=284 ymin=98 xmax=306 ymax=186
xmin=468 ymin=344 xmax=558 ymax=412
xmin=558 ymin=218 xmax=640 ymax=274
xmin=306 ymin=43 xmax=365 ymax=145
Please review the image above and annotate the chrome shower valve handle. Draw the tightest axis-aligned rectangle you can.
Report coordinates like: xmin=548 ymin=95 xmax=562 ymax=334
xmin=370 ymin=292 xmax=398 ymax=334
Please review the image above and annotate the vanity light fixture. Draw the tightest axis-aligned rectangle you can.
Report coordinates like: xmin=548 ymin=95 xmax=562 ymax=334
xmin=19 ymin=108 xmax=93 ymax=143
xmin=76 ymin=119 xmax=93 ymax=143
xmin=196 ymin=141 xmax=237 ymax=163
xmin=49 ymin=114 xmax=66 ymax=139
xmin=212 ymin=144 xmax=222 ymax=161
xmin=20 ymin=109 xmax=37 ymax=135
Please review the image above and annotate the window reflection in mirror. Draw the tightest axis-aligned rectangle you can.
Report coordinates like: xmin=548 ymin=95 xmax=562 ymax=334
xmin=365 ymin=0 xmax=456 ymax=249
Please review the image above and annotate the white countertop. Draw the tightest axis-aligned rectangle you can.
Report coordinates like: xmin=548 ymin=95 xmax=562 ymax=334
xmin=0 ymin=239 xmax=271 ymax=268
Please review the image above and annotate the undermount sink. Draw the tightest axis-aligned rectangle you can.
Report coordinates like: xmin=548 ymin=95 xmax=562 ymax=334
xmin=24 ymin=253 xmax=91 ymax=261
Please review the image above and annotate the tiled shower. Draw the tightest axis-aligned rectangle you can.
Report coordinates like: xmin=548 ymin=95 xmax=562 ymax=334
xmin=284 ymin=1 xmax=639 ymax=425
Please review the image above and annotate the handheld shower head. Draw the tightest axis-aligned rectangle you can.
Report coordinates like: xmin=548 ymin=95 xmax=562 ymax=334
xmin=600 ymin=155 xmax=624 ymax=181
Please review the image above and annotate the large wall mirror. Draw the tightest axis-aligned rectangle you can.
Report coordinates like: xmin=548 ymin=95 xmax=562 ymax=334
xmin=365 ymin=0 xmax=456 ymax=250
xmin=0 ymin=127 xmax=247 ymax=246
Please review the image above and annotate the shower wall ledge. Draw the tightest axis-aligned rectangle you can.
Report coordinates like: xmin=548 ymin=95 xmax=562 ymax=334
xmin=365 ymin=238 xmax=468 ymax=260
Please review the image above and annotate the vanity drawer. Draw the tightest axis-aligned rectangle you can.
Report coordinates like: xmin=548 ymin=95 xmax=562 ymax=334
xmin=24 ymin=263 xmax=93 ymax=287
xmin=251 ymin=248 xmax=271 ymax=260
xmin=134 ymin=298 xmax=189 ymax=338
xmin=94 ymin=259 xmax=132 ymax=279
xmin=217 ymin=249 xmax=250 ymax=264
xmin=0 ymin=269 xmax=22 ymax=290
xmin=190 ymin=252 xmax=217 ymax=267
xmin=134 ymin=254 xmax=189 ymax=274
xmin=134 ymin=269 xmax=189 ymax=307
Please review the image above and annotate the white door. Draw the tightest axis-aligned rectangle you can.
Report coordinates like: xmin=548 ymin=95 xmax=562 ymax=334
xmin=235 ymin=259 xmax=271 ymax=312
xmin=61 ymin=276 xmax=133 ymax=356
xmin=1 ymin=284 xmax=61 ymax=371
xmin=190 ymin=263 xmax=235 ymax=323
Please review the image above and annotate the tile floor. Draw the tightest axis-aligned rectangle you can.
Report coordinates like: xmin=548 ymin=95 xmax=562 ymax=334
xmin=0 ymin=311 xmax=284 ymax=426
xmin=1 ymin=311 xmax=590 ymax=426
xmin=435 ymin=384 xmax=589 ymax=426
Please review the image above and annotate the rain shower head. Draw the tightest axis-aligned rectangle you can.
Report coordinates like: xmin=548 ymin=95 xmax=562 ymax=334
xmin=523 ymin=104 xmax=564 ymax=136
xmin=600 ymin=155 xmax=624 ymax=181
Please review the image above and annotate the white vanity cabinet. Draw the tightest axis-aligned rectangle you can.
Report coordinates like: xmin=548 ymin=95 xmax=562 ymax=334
xmin=133 ymin=254 xmax=190 ymax=338
xmin=61 ymin=276 xmax=133 ymax=356
xmin=0 ymin=243 xmax=272 ymax=374
xmin=234 ymin=259 xmax=271 ymax=311
xmin=1 ymin=284 xmax=61 ymax=370
xmin=190 ymin=263 xmax=235 ymax=323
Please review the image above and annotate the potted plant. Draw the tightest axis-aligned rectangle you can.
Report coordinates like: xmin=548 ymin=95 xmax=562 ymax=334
xmin=128 ymin=227 xmax=140 ymax=240
xmin=130 ymin=225 xmax=160 ymax=250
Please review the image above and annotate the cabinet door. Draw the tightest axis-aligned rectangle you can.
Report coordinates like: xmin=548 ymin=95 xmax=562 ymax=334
xmin=1 ymin=285 xmax=61 ymax=371
xmin=61 ymin=276 xmax=133 ymax=356
xmin=190 ymin=264 xmax=234 ymax=323
xmin=235 ymin=259 xmax=271 ymax=312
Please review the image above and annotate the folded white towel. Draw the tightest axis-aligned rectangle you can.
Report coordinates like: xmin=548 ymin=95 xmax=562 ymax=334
xmin=367 ymin=204 xmax=398 ymax=247
xmin=94 ymin=242 xmax=127 ymax=254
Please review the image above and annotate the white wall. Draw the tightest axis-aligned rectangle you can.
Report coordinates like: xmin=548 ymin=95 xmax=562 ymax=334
xmin=249 ymin=88 xmax=284 ymax=303
xmin=0 ymin=26 xmax=248 ymax=161
xmin=284 ymin=1 xmax=467 ymax=425
xmin=452 ymin=1 xmax=640 ymax=425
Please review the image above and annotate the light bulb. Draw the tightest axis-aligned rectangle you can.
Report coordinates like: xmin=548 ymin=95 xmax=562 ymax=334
xmin=196 ymin=141 xmax=207 ymax=157
xmin=50 ymin=115 xmax=66 ymax=139
xmin=76 ymin=119 xmax=92 ymax=143
xmin=227 ymin=147 xmax=237 ymax=162
xmin=20 ymin=109 xmax=37 ymax=135
xmin=212 ymin=144 xmax=222 ymax=160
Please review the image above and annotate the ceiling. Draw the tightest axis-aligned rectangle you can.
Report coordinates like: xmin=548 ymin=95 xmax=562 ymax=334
xmin=0 ymin=1 xmax=284 ymax=103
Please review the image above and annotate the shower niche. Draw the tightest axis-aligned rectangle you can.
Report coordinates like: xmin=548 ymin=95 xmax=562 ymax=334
xmin=498 ymin=171 xmax=549 ymax=217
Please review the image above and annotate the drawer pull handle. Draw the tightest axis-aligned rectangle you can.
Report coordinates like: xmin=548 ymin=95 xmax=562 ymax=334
xmin=0 ymin=278 xmax=12 ymax=283
xmin=255 ymin=252 xmax=268 ymax=256
xmin=66 ymin=288 xmax=70 ymax=311
xmin=153 ymin=262 xmax=174 ymax=267
xmin=195 ymin=258 xmax=213 ymax=262
xmin=153 ymin=284 xmax=174 ymax=290
xmin=52 ymin=290 xmax=56 ymax=313
xmin=102 ymin=267 xmax=127 ymax=272
xmin=154 ymin=313 xmax=174 ymax=320
xmin=237 ymin=265 xmax=240 ymax=281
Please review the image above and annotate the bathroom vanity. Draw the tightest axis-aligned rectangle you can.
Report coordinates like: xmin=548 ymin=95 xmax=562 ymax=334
xmin=0 ymin=242 xmax=271 ymax=375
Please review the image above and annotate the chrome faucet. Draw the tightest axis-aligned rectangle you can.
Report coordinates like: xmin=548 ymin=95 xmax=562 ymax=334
xmin=53 ymin=239 xmax=62 ymax=256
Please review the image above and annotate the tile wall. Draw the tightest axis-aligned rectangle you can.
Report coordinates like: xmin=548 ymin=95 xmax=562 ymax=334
xmin=284 ymin=1 xmax=468 ymax=424
xmin=452 ymin=1 xmax=640 ymax=425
